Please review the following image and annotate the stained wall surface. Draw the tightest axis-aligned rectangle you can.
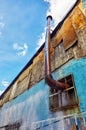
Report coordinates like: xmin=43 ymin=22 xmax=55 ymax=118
xmin=0 ymin=1 xmax=86 ymax=130
xmin=0 ymin=58 xmax=86 ymax=130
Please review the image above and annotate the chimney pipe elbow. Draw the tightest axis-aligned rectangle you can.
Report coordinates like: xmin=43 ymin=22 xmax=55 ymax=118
xmin=46 ymin=15 xmax=52 ymax=21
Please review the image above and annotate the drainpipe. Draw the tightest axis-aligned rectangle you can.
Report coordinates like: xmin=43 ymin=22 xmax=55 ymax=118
xmin=44 ymin=15 xmax=69 ymax=91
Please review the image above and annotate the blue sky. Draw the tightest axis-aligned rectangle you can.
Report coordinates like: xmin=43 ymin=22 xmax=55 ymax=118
xmin=0 ymin=0 xmax=77 ymax=95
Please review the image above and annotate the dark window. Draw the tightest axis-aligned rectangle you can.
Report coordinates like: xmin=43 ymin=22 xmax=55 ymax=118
xmin=49 ymin=74 xmax=78 ymax=111
xmin=5 ymin=123 xmax=20 ymax=130
xmin=0 ymin=122 xmax=21 ymax=130
xmin=54 ymin=41 xmax=65 ymax=58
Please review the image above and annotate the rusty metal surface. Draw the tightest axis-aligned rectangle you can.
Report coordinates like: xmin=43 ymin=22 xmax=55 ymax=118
xmin=44 ymin=16 xmax=69 ymax=90
xmin=62 ymin=18 xmax=77 ymax=50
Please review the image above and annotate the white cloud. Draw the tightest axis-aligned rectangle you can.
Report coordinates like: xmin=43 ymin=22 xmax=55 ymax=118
xmin=13 ymin=43 xmax=28 ymax=56
xmin=1 ymin=80 xmax=9 ymax=87
xmin=0 ymin=90 xmax=4 ymax=95
xmin=0 ymin=32 xmax=2 ymax=37
xmin=36 ymin=31 xmax=45 ymax=51
xmin=36 ymin=0 xmax=76 ymax=51
xmin=0 ymin=16 xmax=3 ymax=20
xmin=0 ymin=22 xmax=5 ymax=28
xmin=0 ymin=16 xmax=5 ymax=37
xmin=44 ymin=0 xmax=77 ymax=26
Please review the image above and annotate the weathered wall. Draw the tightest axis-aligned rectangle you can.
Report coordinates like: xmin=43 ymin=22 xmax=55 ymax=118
xmin=0 ymin=1 xmax=86 ymax=130
xmin=0 ymin=58 xmax=86 ymax=130
xmin=79 ymin=0 xmax=86 ymax=15
xmin=0 ymin=2 xmax=86 ymax=106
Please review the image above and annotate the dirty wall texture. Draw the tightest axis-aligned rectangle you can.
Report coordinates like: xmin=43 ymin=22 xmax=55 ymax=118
xmin=0 ymin=1 xmax=86 ymax=106
xmin=0 ymin=59 xmax=86 ymax=130
xmin=0 ymin=1 xmax=86 ymax=130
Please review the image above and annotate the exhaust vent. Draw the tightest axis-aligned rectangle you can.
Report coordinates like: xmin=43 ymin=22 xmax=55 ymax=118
xmin=44 ymin=15 xmax=69 ymax=91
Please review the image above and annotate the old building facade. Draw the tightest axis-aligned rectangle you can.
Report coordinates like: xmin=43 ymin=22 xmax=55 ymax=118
xmin=0 ymin=0 xmax=86 ymax=129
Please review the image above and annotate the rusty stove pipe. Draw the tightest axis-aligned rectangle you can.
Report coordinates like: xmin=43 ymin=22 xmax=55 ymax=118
xmin=44 ymin=15 xmax=69 ymax=90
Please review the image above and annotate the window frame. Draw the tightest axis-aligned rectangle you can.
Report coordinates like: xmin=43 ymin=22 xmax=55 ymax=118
xmin=49 ymin=74 xmax=79 ymax=111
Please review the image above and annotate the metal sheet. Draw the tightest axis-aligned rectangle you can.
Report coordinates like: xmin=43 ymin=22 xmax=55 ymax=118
xmin=62 ymin=18 xmax=77 ymax=50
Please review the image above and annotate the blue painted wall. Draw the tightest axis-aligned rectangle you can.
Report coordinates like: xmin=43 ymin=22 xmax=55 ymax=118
xmin=0 ymin=58 xmax=86 ymax=129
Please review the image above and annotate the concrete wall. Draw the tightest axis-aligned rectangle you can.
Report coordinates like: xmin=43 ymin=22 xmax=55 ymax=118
xmin=0 ymin=58 xmax=86 ymax=129
xmin=0 ymin=3 xmax=86 ymax=106
xmin=0 ymin=1 xmax=86 ymax=130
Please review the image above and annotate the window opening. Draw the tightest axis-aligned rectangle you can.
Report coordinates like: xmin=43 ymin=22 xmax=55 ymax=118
xmin=0 ymin=122 xmax=21 ymax=130
xmin=5 ymin=122 xmax=20 ymax=130
xmin=55 ymin=41 xmax=65 ymax=58
xmin=49 ymin=74 xmax=78 ymax=111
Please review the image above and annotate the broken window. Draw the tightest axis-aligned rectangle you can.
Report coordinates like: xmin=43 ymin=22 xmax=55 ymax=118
xmin=54 ymin=41 xmax=66 ymax=64
xmin=49 ymin=74 xmax=78 ymax=111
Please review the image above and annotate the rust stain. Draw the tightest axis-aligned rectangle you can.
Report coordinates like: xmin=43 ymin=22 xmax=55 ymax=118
xmin=78 ymin=0 xmax=86 ymax=16
xmin=71 ymin=7 xmax=86 ymax=30
xmin=61 ymin=17 xmax=77 ymax=50
xmin=52 ymin=31 xmax=62 ymax=48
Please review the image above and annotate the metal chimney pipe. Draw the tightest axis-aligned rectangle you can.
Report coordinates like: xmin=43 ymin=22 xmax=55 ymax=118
xmin=44 ymin=15 xmax=52 ymax=77
xmin=44 ymin=15 xmax=69 ymax=90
